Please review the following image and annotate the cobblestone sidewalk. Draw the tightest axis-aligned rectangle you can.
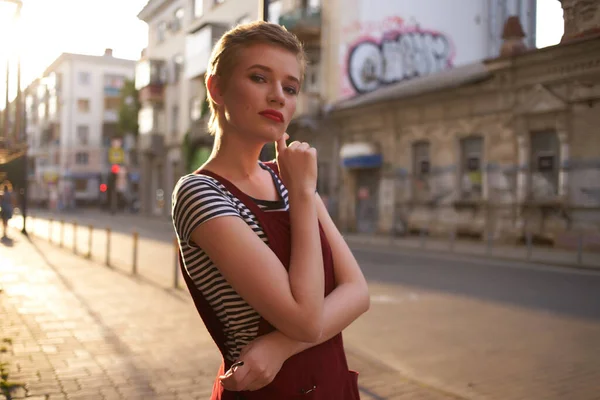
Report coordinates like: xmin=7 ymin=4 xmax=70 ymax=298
xmin=0 ymin=229 xmax=460 ymax=400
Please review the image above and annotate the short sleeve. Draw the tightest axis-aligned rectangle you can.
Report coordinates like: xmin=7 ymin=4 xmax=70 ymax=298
xmin=172 ymin=174 xmax=240 ymax=246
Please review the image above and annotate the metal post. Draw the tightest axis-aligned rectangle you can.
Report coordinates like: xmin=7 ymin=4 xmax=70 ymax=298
xmin=73 ymin=222 xmax=77 ymax=254
xmin=173 ymin=237 xmax=179 ymax=289
xmin=420 ymin=228 xmax=426 ymax=249
xmin=105 ymin=227 xmax=111 ymax=267
xmin=449 ymin=229 xmax=456 ymax=252
xmin=49 ymin=218 xmax=53 ymax=242
xmin=526 ymin=231 xmax=533 ymax=260
xmin=577 ymin=232 xmax=583 ymax=265
xmin=87 ymin=225 xmax=93 ymax=259
xmin=132 ymin=231 xmax=138 ymax=275
xmin=486 ymin=231 xmax=493 ymax=256
xmin=60 ymin=219 xmax=64 ymax=247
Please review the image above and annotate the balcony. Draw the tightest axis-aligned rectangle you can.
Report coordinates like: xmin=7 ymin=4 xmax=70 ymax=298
xmin=279 ymin=7 xmax=321 ymax=42
xmin=135 ymin=59 xmax=167 ymax=104
xmin=185 ymin=23 xmax=228 ymax=80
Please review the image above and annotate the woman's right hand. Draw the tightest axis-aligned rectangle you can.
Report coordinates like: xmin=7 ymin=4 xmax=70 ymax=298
xmin=275 ymin=133 xmax=317 ymax=195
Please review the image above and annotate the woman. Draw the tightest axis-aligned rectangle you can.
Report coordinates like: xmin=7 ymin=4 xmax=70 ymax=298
xmin=172 ymin=21 xmax=369 ymax=399
xmin=1 ymin=184 xmax=14 ymax=239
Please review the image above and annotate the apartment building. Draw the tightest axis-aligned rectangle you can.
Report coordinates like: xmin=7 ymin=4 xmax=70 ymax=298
xmin=135 ymin=0 xmax=316 ymax=216
xmin=25 ymin=50 xmax=135 ymax=208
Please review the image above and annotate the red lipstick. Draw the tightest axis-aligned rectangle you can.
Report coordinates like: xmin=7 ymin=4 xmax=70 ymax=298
xmin=259 ymin=109 xmax=284 ymax=123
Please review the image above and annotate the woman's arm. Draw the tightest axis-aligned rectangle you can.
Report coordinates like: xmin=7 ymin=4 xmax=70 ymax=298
xmin=219 ymin=193 xmax=369 ymax=391
xmin=269 ymin=193 xmax=370 ymax=356
xmin=190 ymin=189 xmax=324 ymax=343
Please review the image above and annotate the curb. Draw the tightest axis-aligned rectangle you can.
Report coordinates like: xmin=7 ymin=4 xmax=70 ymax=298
xmin=344 ymin=236 xmax=600 ymax=272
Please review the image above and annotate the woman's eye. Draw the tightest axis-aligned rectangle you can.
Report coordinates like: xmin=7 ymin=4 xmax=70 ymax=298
xmin=250 ymin=74 xmax=266 ymax=83
xmin=285 ymin=86 xmax=298 ymax=95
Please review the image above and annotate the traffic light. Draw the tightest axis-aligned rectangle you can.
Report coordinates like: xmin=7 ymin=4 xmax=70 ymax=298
xmin=111 ymin=164 xmax=120 ymax=174
xmin=99 ymin=183 xmax=107 ymax=193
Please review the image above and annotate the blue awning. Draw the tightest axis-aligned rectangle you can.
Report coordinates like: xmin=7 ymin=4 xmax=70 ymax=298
xmin=342 ymin=154 xmax=383 ymax=169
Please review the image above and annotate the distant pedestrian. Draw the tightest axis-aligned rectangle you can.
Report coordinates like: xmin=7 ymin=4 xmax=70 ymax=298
xmin=1 ymin=184 xmax=14 ymax=239
xmin=171 ymin=21 xmax=369 ymax=399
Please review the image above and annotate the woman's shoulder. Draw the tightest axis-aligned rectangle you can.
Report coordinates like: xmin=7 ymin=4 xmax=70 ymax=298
xmin=173 ymin=173 xmax=226 ymax=197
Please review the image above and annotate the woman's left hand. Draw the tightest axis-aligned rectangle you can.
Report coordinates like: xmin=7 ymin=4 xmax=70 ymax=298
xmin=219 ymin=333 xmax=293 ymax=392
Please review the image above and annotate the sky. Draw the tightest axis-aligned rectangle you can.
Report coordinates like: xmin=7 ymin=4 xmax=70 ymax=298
xmin=0 ymin=0 xmax=565 ymax=109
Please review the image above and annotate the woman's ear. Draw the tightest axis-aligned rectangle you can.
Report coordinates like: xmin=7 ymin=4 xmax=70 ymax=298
xmin=207 ymin=75 xmax=223 ymax=106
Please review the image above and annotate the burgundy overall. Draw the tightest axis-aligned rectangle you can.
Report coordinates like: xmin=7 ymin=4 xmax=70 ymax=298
xmin=179 ymin=162 xmax=360 ymax=399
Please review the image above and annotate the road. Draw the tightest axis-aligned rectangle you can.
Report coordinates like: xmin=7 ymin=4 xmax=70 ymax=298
xmin=11 ymin=210 xmax=600 ymax=400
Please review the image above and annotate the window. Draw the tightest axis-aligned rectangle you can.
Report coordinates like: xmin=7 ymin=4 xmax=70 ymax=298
xmin=78 ymin=71 xmax=91 ymax=85
xmin=75 ymin=152 xmax=89 ymax=165
xmin=268 ymin=0 xmax=282 ymax=24
xmin=104 ymin=74 xmax=125 ymax=96
xmin=157 ymin=21 xmax=168 ymax=43
xmin=309 ymin=0 xmax=320 ymax=9
xmin=171 ymin=104 xmax=179 ymax=138
xmin=77 ymin=99 xmax=90 ymax=113
xmin=172 ymin=7 xmax=184 ymax=31
xmin=530 ymin=130 xmax=559 ymax=199
xmin=194 ymin=0 xmax=204 ymax=17
xmin=77 ymin=125 xmax=89 ymax=145
xmin=104 ymin=96 xmax=120 ymax=110
xmin=460 ymin=136 xmax=483 ymax=200
xmin=173 ymin=54 xmax=184 ymax=83
xmin=412 ymin=141 xmax=430 ymax=202
xmin=75 ymin=179 xmax=88 ymax=192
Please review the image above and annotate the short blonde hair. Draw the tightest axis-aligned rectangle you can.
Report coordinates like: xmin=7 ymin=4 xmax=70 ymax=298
xmin=205 ymin=21 xmax=306 ymax=136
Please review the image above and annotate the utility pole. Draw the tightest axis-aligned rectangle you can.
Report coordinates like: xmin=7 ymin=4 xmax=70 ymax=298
xmin=261 ymin=0 xmax=270 ymax=22
xmin=3 ymin=59 xmax=8 ymax=141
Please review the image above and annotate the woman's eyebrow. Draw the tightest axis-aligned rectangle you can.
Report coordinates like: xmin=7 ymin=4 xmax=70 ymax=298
xmin=247 ymin=64 xmax=300 ymax=85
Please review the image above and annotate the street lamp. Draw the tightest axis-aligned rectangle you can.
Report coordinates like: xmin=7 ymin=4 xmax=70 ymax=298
xmin=1 ymin=0 xmax=22 ymax=143
xmin=0 ymin=0 xmax=26 ymax=234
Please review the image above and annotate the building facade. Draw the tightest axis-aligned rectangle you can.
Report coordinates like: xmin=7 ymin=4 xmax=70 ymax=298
xmin=295 ymin=0 xmax=600 ymax=251
xmin=136 ymin=0 xmax=190 ymax=217
xmin=25 ymin=51 xmax=135 ymax=209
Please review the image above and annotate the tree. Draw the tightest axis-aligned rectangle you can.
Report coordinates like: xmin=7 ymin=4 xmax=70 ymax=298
xmin=116 ymin=79 xmax=140 ymax=138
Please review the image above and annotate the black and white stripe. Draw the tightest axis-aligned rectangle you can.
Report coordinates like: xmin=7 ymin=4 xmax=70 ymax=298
xmin=172 ymin=163 xmax=288 ymax=361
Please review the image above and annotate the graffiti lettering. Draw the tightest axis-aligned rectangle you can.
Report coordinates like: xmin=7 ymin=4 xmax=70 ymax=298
xmin=347 ymin=29 xmax=453 ymax=94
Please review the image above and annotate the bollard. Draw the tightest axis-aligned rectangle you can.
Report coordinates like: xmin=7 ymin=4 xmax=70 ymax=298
xmin=132 ymin=231 xmax=139 ymax=275
xmin=420 ymin=228 xmax=426 ymax=249
xmin=449 ymin=229 xmax=456 ymax=252
xmin=60 ymin=220 xmax=65 ymax=248
xmin=49 ymin=218 xmax=53 ymax=243
xmin=173 ymin=238 xmax=180 ymax=289
xmin=486 ymin=231 xmax=493 ymax=256
xmin=106 ymin=227 xmax=111 ymax=267
xmin=73 ymin=222 xmax=78 ymax=254
xmin=526 ymin=231 xmax=533 ymax=260
xmin=87 ymin=225 xmax=93 ymax=259
xmin=577 ymin=232 xmax=584 ymax=265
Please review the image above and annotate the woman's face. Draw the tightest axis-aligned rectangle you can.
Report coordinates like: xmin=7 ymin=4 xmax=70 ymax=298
xmin=217 ymin=43 xmax=301 ymax=143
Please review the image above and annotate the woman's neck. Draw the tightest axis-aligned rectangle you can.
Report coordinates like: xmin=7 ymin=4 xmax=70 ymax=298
xmin=206 ymin=131 xmax=265 ymax=180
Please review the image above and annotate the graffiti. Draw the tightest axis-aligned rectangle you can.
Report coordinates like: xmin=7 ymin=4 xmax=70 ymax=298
xmin=345 ymin=21 xmax=454 ymax=94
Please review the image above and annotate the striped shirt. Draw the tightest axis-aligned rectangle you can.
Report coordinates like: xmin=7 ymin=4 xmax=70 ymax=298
xmin=171 ymin=162 xmax=288 ymax=361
